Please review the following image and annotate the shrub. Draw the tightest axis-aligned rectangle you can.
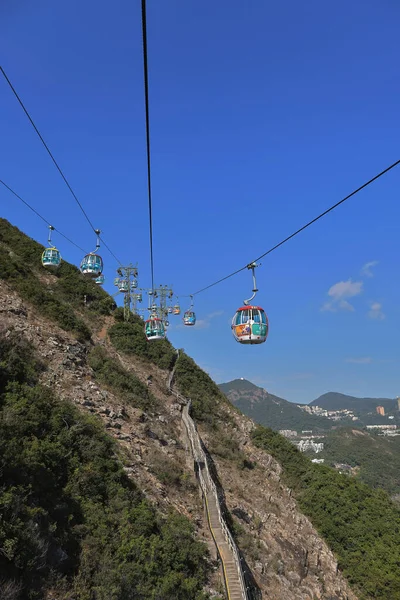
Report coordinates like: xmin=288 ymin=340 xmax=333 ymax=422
xmin=252 ymin=426 xmax=400 ymax=600
xmin=88 ymin=346 xmax=156 ymax=410
xmin=174 ymin=352 xmax=225 ymax=422
xmin=0 ymin=219 xmax=116 ymax=341
xmin=0 ymin=331 xmax=212 ymax=600
xmin=108 ymin=318 xmax=177 ymax=371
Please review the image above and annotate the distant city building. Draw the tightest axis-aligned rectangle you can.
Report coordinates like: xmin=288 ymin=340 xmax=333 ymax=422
xmin=295 ymin=439 xmax=324 ymax=453
xmin=376 ymin=406 xmax=385 ymax=416
xmin=311 ymin=458 xmax=325 ymax=464
xmin=365 ymin=424 xmax=397 ymax=430
xmin=297 ymin=405 xmax=355 ymax=420
xmin=397 ymin=397 xmax=400 ymax=411
xmin=279 ymin=429 xmax=298 ymax=438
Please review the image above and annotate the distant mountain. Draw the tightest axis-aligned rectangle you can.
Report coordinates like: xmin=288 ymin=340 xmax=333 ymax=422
xmin=219 ymin=379 xmax=333 ymax=432
xmin=310 ymin=392 xmax=397 ymax=414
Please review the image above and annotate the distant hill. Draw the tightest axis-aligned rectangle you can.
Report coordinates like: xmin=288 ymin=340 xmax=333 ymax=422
xmin=219 ymin=379 xmax=333 ymax=432
xmin=310 ymin=392 xmax=398 ymax=420
xmin=321 ymin=427 xmax=400 ymax=498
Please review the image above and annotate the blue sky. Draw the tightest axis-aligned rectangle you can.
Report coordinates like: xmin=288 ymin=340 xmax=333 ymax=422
xmin=1 ymin=0 xmax=399 ymax=403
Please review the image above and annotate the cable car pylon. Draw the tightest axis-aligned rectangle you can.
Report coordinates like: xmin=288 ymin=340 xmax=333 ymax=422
xmin=144 ymin=285 xmax=174 ymax=341
xmin=112 ymin=264 xmax=141 ymax=321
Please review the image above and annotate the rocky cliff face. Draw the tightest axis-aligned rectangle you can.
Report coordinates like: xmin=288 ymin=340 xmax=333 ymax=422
xmin=0 ymin=278 xmax=357 ymax=600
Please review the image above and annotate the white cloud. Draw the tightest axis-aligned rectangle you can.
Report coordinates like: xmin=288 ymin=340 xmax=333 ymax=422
xmin=346 ymin=357 xmax=373 ymax=364
xmin=321 ymin=279 xmax=363 ymax=312
xmin=361 ymin=261 xmax=378 ymax=278
xmin=338 ymin=300 xmax=355 ymax=312
xmin=328 ymin=279 xmax=363 ymax=299
xmin=368 ymin=302 xmax=385 ymax=320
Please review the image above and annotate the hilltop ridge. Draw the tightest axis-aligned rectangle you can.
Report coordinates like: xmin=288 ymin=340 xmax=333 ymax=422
xmin=311 ymin=391 xmax=396 ymax=412
xmin=219 ymin=379 xmax=333 ymax=431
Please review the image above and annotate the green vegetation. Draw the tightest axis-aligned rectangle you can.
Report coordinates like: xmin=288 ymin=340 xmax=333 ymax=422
xmin=108 ymin=322 xmax=228 ymax=424
xmin=0 ymin=331 xmax=212 ymax=600
xmin=108 ymin=318 xmax=177 ymax=370
xmin=0 ymin=242 xmax=91 ymax=341
xmin=208 ymin=430 xmax=242 ymax=461
xmin=230 ymin=520 xmax=262 ymax=563
xmin=252 ymin=426 xmax=400 ymax=600
xmin=207 ymin=430 xmax=256 ymax=472
xmin=174 ymin=352 xmax=226 ymax=422
xmin=321 ymin=427 xmax=400 ymax=496
xmin=147 ymin=450 xmax=196 ymax=491
xmin=88 ymin=346 xmax=156 ymax=410
xmin=0 ymin=219 xmax=116 ymax=341
xmin=56 ymin=260 xmax=116 ymax=316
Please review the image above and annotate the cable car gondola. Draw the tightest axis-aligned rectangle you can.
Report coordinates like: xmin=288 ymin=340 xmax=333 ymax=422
xmin=145 ymin=316 xmax=166 ymax=341
xmin=95 ymin=274 xmax=105 ymax=285
xmin=232 ymin=306 xmax=268 ymax=344
xmin=183 ymin=296 xmax=196 ymax=326
xmin=231 ymin=263 xmax=269 ymax=344
xmin=41 ymin=225 xmax=61 ymax=269
xmin=118 ymin=280 xmax=129 ymax=293
xmin=80 ymin=229 xmax=103 ymax=278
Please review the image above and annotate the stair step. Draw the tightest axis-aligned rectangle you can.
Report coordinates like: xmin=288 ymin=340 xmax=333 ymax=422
xmin=182 ymin=404 xmax=247 ymax=599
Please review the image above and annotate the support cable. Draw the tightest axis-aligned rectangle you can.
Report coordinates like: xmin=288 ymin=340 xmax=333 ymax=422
xmin=0 ymin=179 xmax=88 ymax=253
xmin=141 ymin=0 xmax=155 ymax=292
xmin=190 ymin=159 xmax=400 ymax=296
xmin=0 ymin=65 xmax=122 ymax=265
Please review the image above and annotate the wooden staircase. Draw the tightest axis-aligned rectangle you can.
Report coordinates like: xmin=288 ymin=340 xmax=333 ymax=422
xmin=168 ymin=351 xmax=248 ymax=599
xmin=182 ymin=403 xmax=248 ymax=600
xmin=205 ymin=490 xmax=245 ymax=599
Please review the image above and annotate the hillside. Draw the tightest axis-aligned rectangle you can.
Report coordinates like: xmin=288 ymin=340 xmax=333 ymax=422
xmin=311 ymin=392 xmax=397 ymax=414
xmin=0 ymin=333 xmax=211 ymax=600
xmin=320 ymin=427 xmax=400 ymax=497
xmin=1 ymin=218 xmax=400 ymax=599
xmin=219 ymin=379 xmax=333 ymax=432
